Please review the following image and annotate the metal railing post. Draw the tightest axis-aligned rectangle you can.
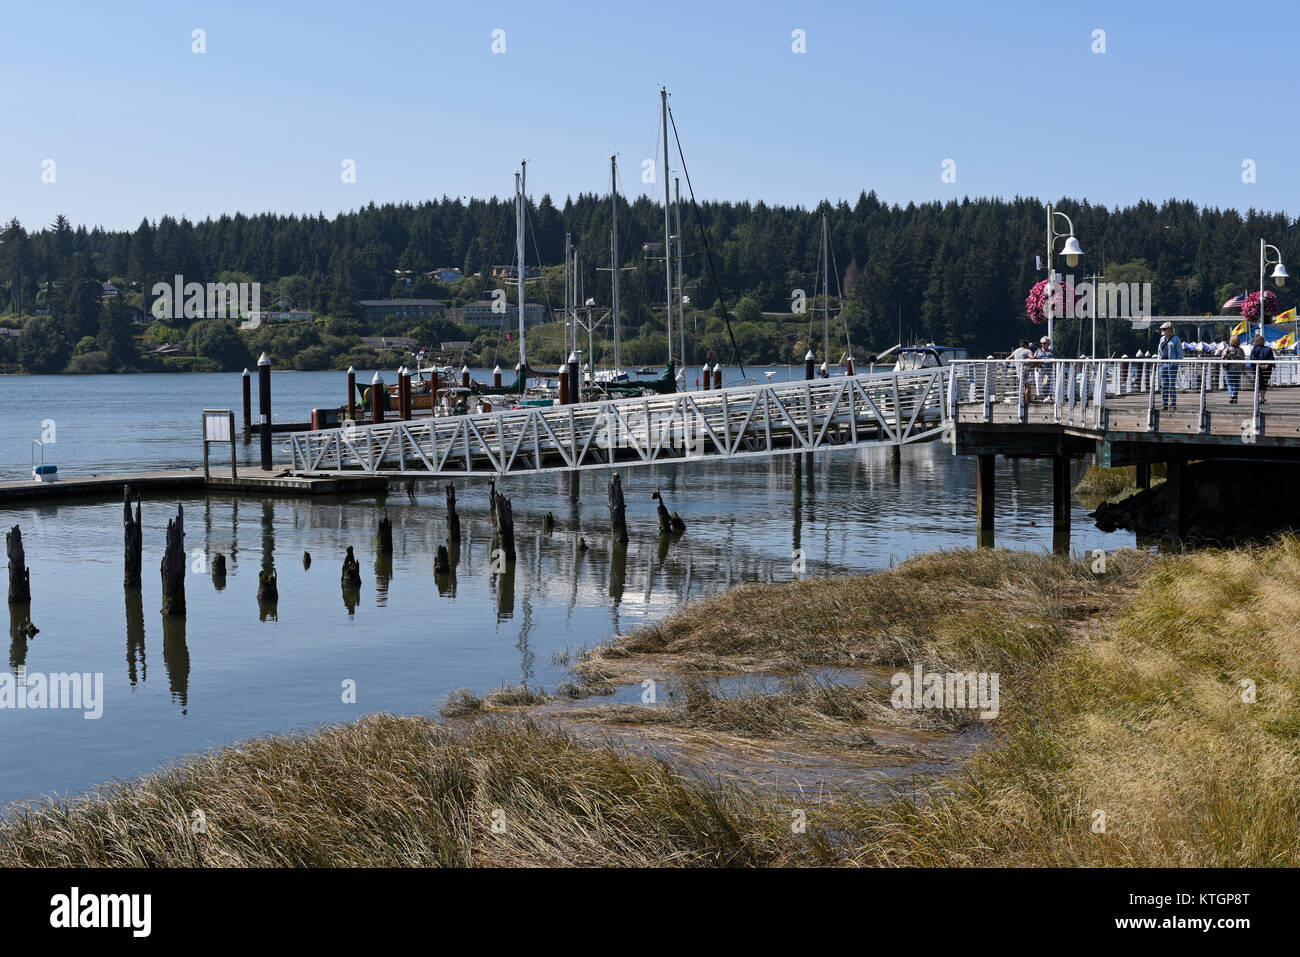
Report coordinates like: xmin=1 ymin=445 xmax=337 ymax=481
xmin=1146 ymin=360 xmax=1157 ymax=431
xmin=1198 ymin=359 xmax=1209 ymax=433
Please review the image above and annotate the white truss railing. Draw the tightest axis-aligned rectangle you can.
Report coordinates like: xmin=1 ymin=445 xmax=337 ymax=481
xmin=288 ymin=368 xmax=952 ymax=477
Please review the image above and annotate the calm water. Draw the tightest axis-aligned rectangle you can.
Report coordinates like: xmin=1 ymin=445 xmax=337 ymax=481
xmin=0 ymin=372 xmax=1134 ymax=806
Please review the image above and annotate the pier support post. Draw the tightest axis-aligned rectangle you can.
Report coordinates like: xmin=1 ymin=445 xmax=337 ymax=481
xmin=371 ymin=372 xmax=383 ymax=425
xmin=1165 ymin=459 xmax=1191 ymax=541
xmin=160 ymin=505 xmax=186 ymax=616
xmin=241 ymin=368 xmax=252 ymax=438
xmin=123 ymin=485 xmax=142 ymax=589
xmin=608 ymin=474 xmax=629 ymax=545
xmin=1136 ymin=462 xmax=1150 ymax=490
xmin=804 ymin=350 xmax=815 ymax=380
xmin=257 ymin=352 xmax=272 ymax=471
xmin=713 ymin=365 xmax=722 ymax=390
xmin=701 ymin=362 xmax=710 ymax=391
xmin=976 ymin=454 xmax=995 ymax=532
xmin=376 ymin=511 xmax=393 ymax=554
xmin=347 ymin=366 xmax=356 ymax=423
xmin=568 ymin=352 xmax=580 ymax=403
xmin=890 ymin=443 xmax=902 ymax=478
xmin=1052 ymin=454 xmax=1070 ymax=530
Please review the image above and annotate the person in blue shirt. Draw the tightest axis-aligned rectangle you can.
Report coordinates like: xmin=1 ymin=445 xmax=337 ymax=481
xmin=1249 ymin=334 xmax=1275 ymax=402
xmin=1157 ymin=321 xmax=1183 ymax=409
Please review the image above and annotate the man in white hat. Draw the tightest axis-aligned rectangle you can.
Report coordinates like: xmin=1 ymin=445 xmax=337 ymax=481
xmin=1033 ymin=336 xmax=1054 ymax=400
xmin=1157 ymin=321 xmax=1183 ymax=409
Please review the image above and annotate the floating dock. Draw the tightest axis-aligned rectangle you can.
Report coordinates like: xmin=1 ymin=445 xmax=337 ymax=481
xmin=0 ymin=468 xmax=388 ymax=504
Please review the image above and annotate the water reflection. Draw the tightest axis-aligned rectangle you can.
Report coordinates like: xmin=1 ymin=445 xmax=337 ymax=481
xmin=161 ymin=614 xmax=189 ymax=711
xmin=125 ymin=590 xmax=146 ymax=685
xmin=9 ymin=604 xmax=31 ymax=670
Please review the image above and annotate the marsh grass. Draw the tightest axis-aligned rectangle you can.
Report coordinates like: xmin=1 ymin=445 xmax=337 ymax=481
xmin=1074 ymin=463 xmax=1167 ymax=507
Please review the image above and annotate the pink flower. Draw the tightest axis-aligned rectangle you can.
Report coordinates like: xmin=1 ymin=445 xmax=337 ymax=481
xmin=1242 ymin=290 xmax=1279 ymax=324
xmin=1025 ymin=279 xmax=1077 ymax=324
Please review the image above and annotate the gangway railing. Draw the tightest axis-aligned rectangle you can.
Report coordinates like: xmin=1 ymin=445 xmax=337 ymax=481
xmin=289 ymin=367 xmax=953 ymax=477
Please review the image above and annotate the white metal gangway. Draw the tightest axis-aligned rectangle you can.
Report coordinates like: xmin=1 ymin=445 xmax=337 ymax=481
xmin=288 ymin=367 xmax=953 ymax=478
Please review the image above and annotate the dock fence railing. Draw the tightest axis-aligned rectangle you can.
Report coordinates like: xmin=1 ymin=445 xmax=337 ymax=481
xmin=949 ymin=356 xmax=1300 ymax=434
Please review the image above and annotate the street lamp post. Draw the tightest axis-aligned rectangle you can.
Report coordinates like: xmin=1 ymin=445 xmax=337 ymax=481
xmin=1045 ymin=203 xmax=1084 ymax=349
xmin=1258 ymin=239 xmax=1289 ymax=341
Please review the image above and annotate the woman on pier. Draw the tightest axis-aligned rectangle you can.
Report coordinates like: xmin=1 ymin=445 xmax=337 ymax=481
xmin=1157 ymin=322 xmax=1183 ymax=410
xmin=1218 ymin=335 xmax=1245 ymax=404
xmin=1250 ymin=335 xmax=1275 ymax=402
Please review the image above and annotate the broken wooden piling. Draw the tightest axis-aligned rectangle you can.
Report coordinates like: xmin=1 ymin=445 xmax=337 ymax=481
xmin=652 ymin=490 xmax=686 ymax=535
xmin=445 ymin=484 xmax=461 ymax=543
xmin=212 ymin=552 xmax=227 ymax=590
xmin=6 ymin=525 xmax=31 ymax=605
xmin=434 ymin=544 xmax=451 ymax=574
xmin=160 ymin=505 xmax=186 ymax=616
xmin=123 ymin=485 xmax=142 ymax=589
xmin=341 ymin=546 xmax=362 ymax=589
xmin=303 ymin=550 xmax=312 ymax=569
xmin=543 ymin=511 xmax=556 ymax=533
xmin=608 ymin=474 xmax=629 ymax=545
xmin=489 ymin=481 xmax=516 ymax=564
xmin=257 ymin=568 xmax=278 ymax=601
xmin=377 ymin=511 xmax=393 ymax=554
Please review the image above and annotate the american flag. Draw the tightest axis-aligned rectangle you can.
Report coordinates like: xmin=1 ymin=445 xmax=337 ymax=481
xmin=1223 ymin=293 xmax=1248 ymax=310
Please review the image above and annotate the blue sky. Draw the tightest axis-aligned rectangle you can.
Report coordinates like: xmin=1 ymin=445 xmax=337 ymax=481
xmin=1 ymin=0 xmax=1292 ymax=231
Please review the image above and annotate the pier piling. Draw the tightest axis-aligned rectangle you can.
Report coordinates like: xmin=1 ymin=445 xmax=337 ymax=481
xmin=1052 ymin=455 xmax=1070 ymax=530
xmin=6 ymin=525 xmax=31 ymax=605
xmin=341 ymin=546 xmax=362 ymax=588
xmin=1136 ymin=462 xmax=1151 ymax=490
xmin=347 ymin=366 xmax=356 ymax=423
xmin=434 ymin=544 xmax=451 ymax=574
xmin=241 ymin=368 xmax=252 ymax=438
xmin=370 ymin=372 xmax=383 ymax=425
xmin=123 ymin=485 xmax=143 ymax=588
xmin=257 ymin=353 xmax=273 ymax=470
xmin=377 ymin=512 xmax=393 ymax=554
xmin=976 ymin=454 xmax=995 ymax=532
xmin=160 ymin=505 xmax=186 ymax=616
xmin=608 ymin=474 xmax=629 ymax=544
xmin=445 ymin=484 xmax=461 ymax=543
xmin=489 ymin=481 xmax=516 ymax=564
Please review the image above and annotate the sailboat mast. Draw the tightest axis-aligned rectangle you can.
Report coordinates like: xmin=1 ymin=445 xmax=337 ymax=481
xmin=610 ymin=154 xmax=621 ymax=373
xmin=822 ymin=213 xmax=830 ymax=369
xmin=516 ymin=164 xmax=527 ymax=373
xmin=675 ymin=176 xmax=685 ymax=369
xmin=661 ymin=87 xmax=673 ymax=369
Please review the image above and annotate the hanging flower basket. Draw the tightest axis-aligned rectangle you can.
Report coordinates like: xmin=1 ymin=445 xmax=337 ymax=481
xmin=1241 ymin=290 xmax=1278 ymax=325
xmin=1025 ymin=279 xmax=1076 ymax=324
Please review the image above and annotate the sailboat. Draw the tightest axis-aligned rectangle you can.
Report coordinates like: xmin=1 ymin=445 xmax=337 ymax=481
xmin=810 ymin=212 xmax=857 ymax=377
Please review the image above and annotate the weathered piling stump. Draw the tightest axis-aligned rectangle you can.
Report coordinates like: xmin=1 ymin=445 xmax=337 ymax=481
xmin=6 ymin=525 xmax=31 ymax=605
xmin=543 ymin=511 xmax=556 ymax=533
xmin=160 ymin=506 xmax=186 ymax=616
xmin=489 ymin=481 xmax=516 ymax=564
xmin=341 ymin=546 xmax=362 ymax=588
xmin=577 ymin=537 xmax=589 ymax=552
xmin=377 ymin=511 xmax=393 ymax=554
xmin=434 ymin=545 xmax=451 ymax=574
xmin=445 ymin=484 xmax=461 ymax=543
xmin=302 ymin=550 xmax=312 ymax=569
xmin=608 ymin=474 xmax=629 ymax=545
xmin=257 ymin=568 xmax=278 ymax=601
xmin=123 ymin=485 xmax=143 ymax=589
xmin=652 ymin=490 xmax=687 ymax=535
xmin=212 ymin=552 xmax=227 ymax=589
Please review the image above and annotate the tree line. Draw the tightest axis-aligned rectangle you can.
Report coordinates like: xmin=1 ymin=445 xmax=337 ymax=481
xmin=1 ymin=194 xmax=1295 ymax=374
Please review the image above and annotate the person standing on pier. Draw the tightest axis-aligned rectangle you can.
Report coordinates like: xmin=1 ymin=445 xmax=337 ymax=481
xmin=1010 ymin=339 xmax=1033 ymax=406
xmin=1033 ymin=336 xmax=1055 ymax=401
xmin=1218 ymin=334 xmax=1245 ymax=404
xmin=1250 ymin=334 xmax=1275 ymax=402
xmin=1157 ymin=322 xmax=1183 ymax=409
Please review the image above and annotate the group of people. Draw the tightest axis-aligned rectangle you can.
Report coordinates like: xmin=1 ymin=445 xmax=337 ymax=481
xmin=1156 ymin=321 xmax=1276 ymax=408
xmin=1008 ymin=336 xmax=1056 ymax=404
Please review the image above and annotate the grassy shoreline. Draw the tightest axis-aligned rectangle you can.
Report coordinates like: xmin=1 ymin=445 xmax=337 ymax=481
xmin=3 ymin=540 xmax=1298 ymax=867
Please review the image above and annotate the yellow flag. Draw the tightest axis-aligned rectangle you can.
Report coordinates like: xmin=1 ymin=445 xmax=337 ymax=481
xmin=1277 ymin=333 xmax=1295 ymax=350
xmin=1276 ymin=307 xmax=1296 ymax=323
xmin=1231 ymin=318 xmax=1248 ymax=337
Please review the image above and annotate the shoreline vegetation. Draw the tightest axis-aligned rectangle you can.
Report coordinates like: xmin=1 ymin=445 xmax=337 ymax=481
xmin=3 ymin=540 xmax=1298 ymax=867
